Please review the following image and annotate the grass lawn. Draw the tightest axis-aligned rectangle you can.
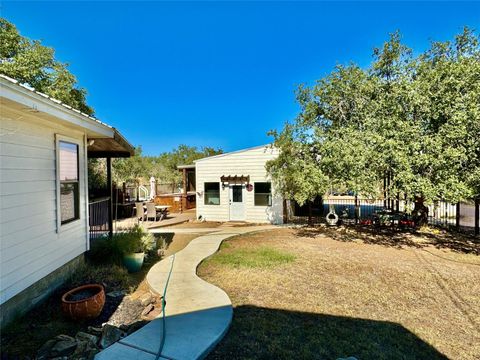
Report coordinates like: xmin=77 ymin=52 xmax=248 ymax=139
xmin=198 ymin=227 xmax=480 ymax=360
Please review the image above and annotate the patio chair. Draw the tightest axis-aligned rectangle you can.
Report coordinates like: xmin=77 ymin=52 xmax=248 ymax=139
xmin=146 ymin=202 xmax=159 ymax=221
xmin=135 ymin=202 xmax=146 ymax=222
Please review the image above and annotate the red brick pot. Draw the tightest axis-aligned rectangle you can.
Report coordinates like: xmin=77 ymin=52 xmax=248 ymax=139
xmin=61 ymin=284 xmax=105 ymax=320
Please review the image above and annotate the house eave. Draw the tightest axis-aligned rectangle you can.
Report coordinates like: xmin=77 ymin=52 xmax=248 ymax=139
xmin=1 ymin=75 xmax=134 ymax=158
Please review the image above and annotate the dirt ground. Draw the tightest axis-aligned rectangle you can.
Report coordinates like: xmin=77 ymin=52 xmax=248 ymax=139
xmin=198 ymin=227 xmax=480 ymax=360
xmin=167 ymin=220 xmax=266 ymax=229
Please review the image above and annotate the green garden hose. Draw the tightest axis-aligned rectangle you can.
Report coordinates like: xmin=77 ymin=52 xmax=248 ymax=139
xmin=155 ymin=253 xmax=175 ymax=360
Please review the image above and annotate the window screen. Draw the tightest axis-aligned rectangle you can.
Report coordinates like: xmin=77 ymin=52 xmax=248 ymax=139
xmin=204 ymin=182 xmax=220 ymax=205
xmin=254 ymin=182 xmax=272 ymax=206
xmin=59 ymin=141 xmax=80 ymax=224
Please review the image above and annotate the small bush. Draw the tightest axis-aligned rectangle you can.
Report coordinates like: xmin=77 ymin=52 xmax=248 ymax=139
xmin=115 ymin=225 xmax=155 ymax=254
xmin=66 ymin=262 xmax=130 ymax=291
xmin=88 ymin=235 xmax=122 ymax=265
xmin=88 ymin=226 xmax=155 ymax=264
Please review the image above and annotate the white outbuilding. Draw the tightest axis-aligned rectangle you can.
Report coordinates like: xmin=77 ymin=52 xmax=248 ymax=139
xmin=194 ymin=145 xmax=284 ymax=224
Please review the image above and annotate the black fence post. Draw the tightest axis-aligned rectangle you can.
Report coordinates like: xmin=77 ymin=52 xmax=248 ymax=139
xmin=354 ymin=194 xmax=359 ymax=224
xmin=383 ymin=174 xmax=387 ymax=209
xmin=456 ymin=202 xmax=460 ymax=229
xmin=475 ymin=198 xmax=479 ymax=237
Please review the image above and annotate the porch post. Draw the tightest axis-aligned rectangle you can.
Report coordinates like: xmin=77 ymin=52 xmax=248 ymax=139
xmin=183 ymin=168 xmax=187 ymax=195
xmin=107 ymin=157 xmax=113 ymax=238
xmin=181 ymin=168 xmax=187 ymax=213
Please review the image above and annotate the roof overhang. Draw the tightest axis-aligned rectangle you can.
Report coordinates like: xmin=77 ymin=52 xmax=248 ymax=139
xmin=177 ymin=164 xmax=196 ymax=170
xmin=87 ymin=130 xmax=135 ymax=158
xmin=0 ymin=75 xmax=134 ymax=158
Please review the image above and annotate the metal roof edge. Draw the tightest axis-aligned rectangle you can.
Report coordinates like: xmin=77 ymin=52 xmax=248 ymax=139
xmin=0 ymin=74 xmax=113 ymax=130
xmin=193 ymin=144 xmax=273 ymax=163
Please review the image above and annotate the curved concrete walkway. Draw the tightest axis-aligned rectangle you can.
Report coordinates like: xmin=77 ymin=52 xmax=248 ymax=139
xmin=96 ymin=225 xmax=276 ymax=360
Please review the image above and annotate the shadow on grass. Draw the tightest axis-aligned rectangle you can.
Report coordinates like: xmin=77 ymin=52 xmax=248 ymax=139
xmin=208 ymin=305 xmax=448 ymax=360
xmin=295 ymin=225 xmax=479 ymax=255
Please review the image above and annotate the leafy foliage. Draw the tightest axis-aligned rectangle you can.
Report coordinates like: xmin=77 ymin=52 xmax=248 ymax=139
xmin=114 ymin=225 xmax=155 ymax=254
xmin=0 ymin=18 xmax=93 ymax=115
xmin=112 ymin=144 xmax=222 ymax=190
xmin=268 ymin=28 xmax=480 ymax=207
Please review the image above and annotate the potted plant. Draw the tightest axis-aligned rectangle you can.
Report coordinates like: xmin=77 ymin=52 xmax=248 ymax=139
xmin=115 ymin=225 xmax=154 ymax=273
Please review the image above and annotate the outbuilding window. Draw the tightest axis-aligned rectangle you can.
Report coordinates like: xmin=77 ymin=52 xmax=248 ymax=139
xmin=254 ymin=182 xmax=272 ymax=206
xmin=58 ymin=140 xmax=80 ymax=225
xmin=204 ymin=182 xmax=220 ymax=205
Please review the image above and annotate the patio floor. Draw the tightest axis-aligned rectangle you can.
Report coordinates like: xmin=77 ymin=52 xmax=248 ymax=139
xmin=113 ymin=209 xmax=196 ymax=230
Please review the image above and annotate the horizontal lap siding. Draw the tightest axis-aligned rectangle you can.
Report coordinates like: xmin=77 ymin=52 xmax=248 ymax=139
xmin=0 ymin=115 xmax=88 ymax=304
xmin=196 ymin=146 xmax=283 ymax=224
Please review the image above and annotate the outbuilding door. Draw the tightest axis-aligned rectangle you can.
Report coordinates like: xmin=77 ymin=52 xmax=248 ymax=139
xmin=229 ymin=185 xmax=245 ymax=221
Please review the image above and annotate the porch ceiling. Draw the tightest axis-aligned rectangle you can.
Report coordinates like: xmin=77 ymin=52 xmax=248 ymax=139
xmin=87 ymin=129 xmax=135 ymax=158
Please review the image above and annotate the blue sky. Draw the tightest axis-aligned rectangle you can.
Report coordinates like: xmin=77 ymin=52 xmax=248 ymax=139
xmin=3 ymin=1 xmax=480 ymax=155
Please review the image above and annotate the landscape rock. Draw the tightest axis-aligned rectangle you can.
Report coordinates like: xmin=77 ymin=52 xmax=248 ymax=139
xmin=50 ymin=337 xmax=77 ymax=357
xmin=139 ymin=292 xmax=153 ymax=306
xmin=99 ymin=324 xmax=123 ymax=349
xmin=141 ymin=303 xmax=154 ymax=316
xmin=87 ymin=326 xmax=103 ymax=336
xmin=71 ymin=340 xmax=99 ymax=360
xmin=106 ymin=290 xmax=127 ymax=298
xmin=55 ymin=334 xmax=76 ymax=342
xmin=36 ymin=339 xmax=57 ymax=360
xmin=75 ymin=331 xmax=99 ymax=346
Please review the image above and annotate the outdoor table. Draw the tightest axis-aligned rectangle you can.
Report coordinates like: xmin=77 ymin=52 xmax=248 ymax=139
xmin=143 ymin=204 xmax=171 ymax=220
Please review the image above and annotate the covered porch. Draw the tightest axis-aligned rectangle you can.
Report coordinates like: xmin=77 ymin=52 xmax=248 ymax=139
xmin=153 ymin=164 xmax=196 ymax=213
xmin=87 ymin=129 xmax=134 ymax=240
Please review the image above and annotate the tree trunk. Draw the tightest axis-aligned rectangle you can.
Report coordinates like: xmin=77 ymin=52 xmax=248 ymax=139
xmin=308 ymin=201 xmax=313 ymax=226
xmin=413 ymin=196 xmax=428 ymax=226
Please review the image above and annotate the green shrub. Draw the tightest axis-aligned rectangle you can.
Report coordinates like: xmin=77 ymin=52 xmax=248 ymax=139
xmin=67 ymin=262 xmax=130 ymax=291
xmin=88 ymin=235 xmax=122 ymax=265
xmin=115 ymin=225 xmax=155 ymax=254
xmin=87 ymin=225 xmax=155 ymax=264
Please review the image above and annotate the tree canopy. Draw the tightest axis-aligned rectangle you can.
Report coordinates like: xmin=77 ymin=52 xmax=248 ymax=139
xmin=0 ymin=18 xmax=93 ymax=115
xmin=110 ymin=145 xmax=222 ymax=190
xmin=267 ymin=28 xmax=480 ymax=212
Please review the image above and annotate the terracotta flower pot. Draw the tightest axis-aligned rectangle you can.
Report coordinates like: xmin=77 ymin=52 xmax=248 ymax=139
xmin=61 ymin=284 xmax=105 ymax=320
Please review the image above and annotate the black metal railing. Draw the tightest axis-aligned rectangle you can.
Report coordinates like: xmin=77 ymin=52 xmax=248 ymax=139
xmin=289 ymin=196 xmax=480 ymax=236
xmin=89 ymin=197 xmax=110 ymax=240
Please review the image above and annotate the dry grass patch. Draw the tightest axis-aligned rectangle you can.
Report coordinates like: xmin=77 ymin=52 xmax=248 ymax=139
xmin=198 ymin=228 xmax=480 ymax=360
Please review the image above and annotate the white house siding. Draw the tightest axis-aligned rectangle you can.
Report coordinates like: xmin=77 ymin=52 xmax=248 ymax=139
xmin=0 ymin=110 xmax=88 ymax=305
xmin=195 ymin=146 xmax=283 ymax=224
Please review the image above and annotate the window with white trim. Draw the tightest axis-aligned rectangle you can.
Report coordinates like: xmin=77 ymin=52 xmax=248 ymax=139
xmin=254 ymin=182 xmax=272 ymax=206
xmin=204 ymin=182 xmax=220 ymax=205
xmin=58 ymin=140 xmax=80 ymax=224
